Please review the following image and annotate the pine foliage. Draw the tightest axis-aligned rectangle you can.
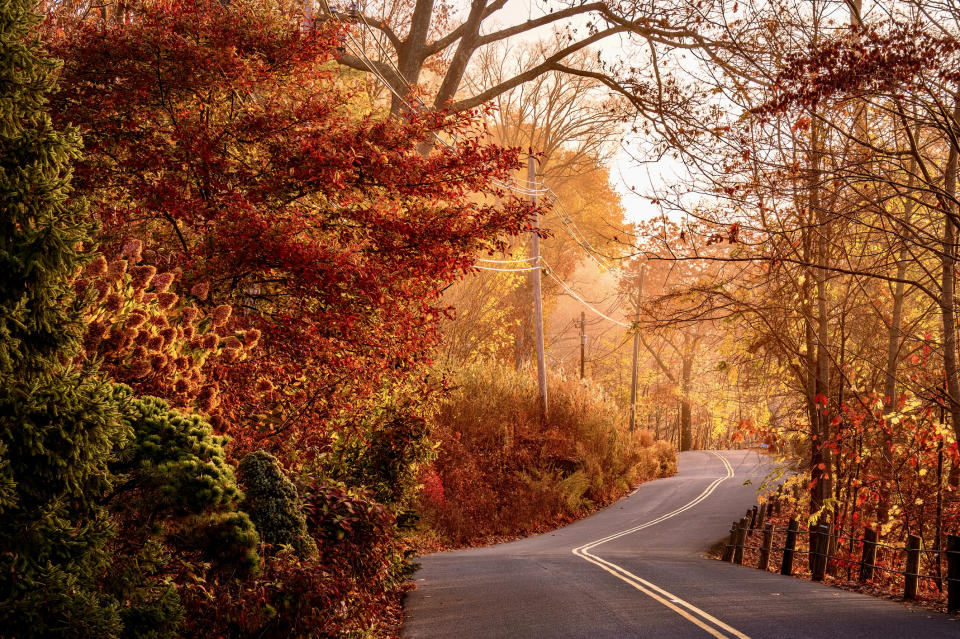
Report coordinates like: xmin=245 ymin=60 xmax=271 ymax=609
xmin=238 ymin=450 xmax=316 ymax=558
xmin=0 ymin=1 xmax=129 ymax=636
xmin=113 ymin=391 xmax=261 ymax=575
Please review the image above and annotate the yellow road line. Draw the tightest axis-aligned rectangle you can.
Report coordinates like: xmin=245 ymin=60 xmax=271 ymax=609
xmin=572 ymin=451 xmax=749 ymax=639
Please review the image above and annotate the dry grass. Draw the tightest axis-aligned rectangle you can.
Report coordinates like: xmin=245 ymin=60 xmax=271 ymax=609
xmin=413 ymin=361 xmax=677 ymax=548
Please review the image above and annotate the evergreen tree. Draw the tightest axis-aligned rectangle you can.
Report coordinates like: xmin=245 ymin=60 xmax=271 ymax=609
xmin=0 ymin=2 xmax=128 ymax=635
xmin=238 ymin=450 xmax=316 ymax=558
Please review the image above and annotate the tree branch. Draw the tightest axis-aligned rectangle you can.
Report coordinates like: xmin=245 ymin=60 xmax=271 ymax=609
xmin=450 ymin=26 xmax=628 ymax=111
xmin=330 ymin=10 xmax=402 ymax=50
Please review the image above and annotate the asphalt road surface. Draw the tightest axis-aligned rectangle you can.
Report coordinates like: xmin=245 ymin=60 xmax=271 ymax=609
xmin=403 ymin=449 xmax=960 ymax=638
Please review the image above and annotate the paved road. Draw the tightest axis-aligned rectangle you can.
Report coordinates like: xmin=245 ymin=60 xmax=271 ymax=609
xmin=403 ymin=449 xmax=960 ymax=638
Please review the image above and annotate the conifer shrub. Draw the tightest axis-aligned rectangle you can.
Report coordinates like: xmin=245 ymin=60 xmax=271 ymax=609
xmin=111 ymin=389 xmax=260 ymax=575
xmin=181 ymin=478 xmax=404 ymax=638
xmin=0 ymin=1 xmax=130 ymax=634
xmin=237 ymin=450 xmax=316 ymax=558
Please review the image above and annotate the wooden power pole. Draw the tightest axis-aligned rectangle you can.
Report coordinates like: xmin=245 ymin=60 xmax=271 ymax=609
xmin=629 ymin=263 xmax=646 ymax=432
xmin=529 ymin=155 xmax=548 ymax=419
xmin=580 ymin=310 xmax=586 ymax=379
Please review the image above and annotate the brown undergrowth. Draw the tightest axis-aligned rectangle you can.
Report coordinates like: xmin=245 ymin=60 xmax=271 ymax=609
xmin=409 ymin=361 xmax=677 ymax=551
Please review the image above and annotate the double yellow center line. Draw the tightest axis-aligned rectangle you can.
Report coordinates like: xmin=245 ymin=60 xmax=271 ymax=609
xmin=571 ymin=451 xmax=751 ymax=639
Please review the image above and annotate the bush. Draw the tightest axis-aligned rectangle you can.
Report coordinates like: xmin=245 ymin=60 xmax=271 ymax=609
xmin=417 ymin=361 xmax=677 ymax=546
xmin=0 ymin=2 xmax=131 ymax=634
xmin=181 ymin=478 xmax=405 ymax=638
xmin=237 ymin=450 xmax=316 ymax=558
xmin=111 ymin=390 xmax=260 ymax=574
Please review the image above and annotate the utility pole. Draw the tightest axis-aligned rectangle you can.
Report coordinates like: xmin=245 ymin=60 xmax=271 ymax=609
xmin=580 ymin=311 xmax=586 ymax=380
xmin=628 ymin=263 xmax=646 ymax=432
xmin=529 ymin=155 xmax=548 ymax=420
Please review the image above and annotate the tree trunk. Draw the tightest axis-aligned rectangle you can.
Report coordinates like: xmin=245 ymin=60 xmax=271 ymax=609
xmin=878 ymin=232 xmax=911 ymax=525
xmin=941 ymin=141 xmax=960 ymax=443
xmin=680 ymin=353 xmax=694 ymax=452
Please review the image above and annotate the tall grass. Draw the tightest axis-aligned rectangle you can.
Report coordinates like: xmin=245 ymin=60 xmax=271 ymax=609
xmin=416 ymin=361 xmax=677 ymax=547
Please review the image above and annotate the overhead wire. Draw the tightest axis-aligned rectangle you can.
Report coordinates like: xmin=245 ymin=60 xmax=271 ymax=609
xmin=318 ymin=1 xmax=633 ymax=328
xmin=473 ymin=264 xmax=542 ymax=272
xmin=540 ymin=258 xmax=632 ymax=327
xmin=544 ymin=190 xmax=622 ymax=274
xmin=475 ymin=256 xmax=538 ymax=264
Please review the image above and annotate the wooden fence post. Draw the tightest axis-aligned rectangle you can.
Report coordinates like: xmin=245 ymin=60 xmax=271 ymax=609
xmin=812 ymin=524 xmax=829 ymax=581
xmin=904 ymin=534 xmax=921 ymax=600
xmin=759 ymin=521 xmax=773 ymax=571
xmin=827 ymin=528 xmax=838 ymax=576
xmin=781 ymin=518 xmax=798 ymax=576
xmin=722 ymin=521 xmax=737 ymax=562
xmin=947 ymin=535 xmax=960 ymax=613
xmin=774 ymin=487 xmax=783 ymax=514
xmin=860 ymin=528 xmax=877 ymax=582
xmin=749 ymin=505 xmax=758 ymax=532
xmin=757 ymin=502 xmax=767 ymax=526
xmin=733 ymin=517 xmax=748 ymax=565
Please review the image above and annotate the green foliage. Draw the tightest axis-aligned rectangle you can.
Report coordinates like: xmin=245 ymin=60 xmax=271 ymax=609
xmin=322 ymin=405 xmax=435 ymax=509
xmin=117 ymin=391 xmax=242 ymax=513
xmin=112 ymin=390 xmax=260 ymax=576
xmin=0 ymin=2 xmax=132 ymax=635
xmin=183 ymin=511 xmax=260 ymax=575
xmin=100 ymin=540 xmax=183 ymax=639
xmin=237 ymin=450 xmax=316 ymax=558
xmin=0 ymin=0 xmax=88 ymax=373
xmin=0 ymin=375 xmax=129 ymax=638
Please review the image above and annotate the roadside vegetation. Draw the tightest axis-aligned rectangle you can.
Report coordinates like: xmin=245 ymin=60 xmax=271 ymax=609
xmin=414 ymin=362 xmax=676 ymax=548
xmin=15 ymin=0 xmax=960 ymax=633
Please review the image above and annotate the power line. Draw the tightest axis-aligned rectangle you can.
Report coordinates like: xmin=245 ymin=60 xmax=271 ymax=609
xmin=545 ymin=190 xmax=622 ymax=275
xmin=473 ymin=264 xmax=541 ymax=272
xmin=541 ymin=258 xmax=631 ymax=327
xmin=476 ymin=256 xmax=537 ymax=264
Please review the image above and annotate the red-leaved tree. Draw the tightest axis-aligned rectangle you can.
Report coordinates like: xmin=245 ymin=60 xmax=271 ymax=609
xmin=48 ymin=0 xmax=538 ymax=457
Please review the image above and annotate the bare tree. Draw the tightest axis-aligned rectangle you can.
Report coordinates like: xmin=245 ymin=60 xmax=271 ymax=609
xmin=317 ymin=0 xmax=724 ymax=116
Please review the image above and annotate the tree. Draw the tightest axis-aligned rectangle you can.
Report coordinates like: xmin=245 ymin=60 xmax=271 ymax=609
xmin=317 ymin=0 xmax=723 ymax=117
xmin=0 ymin=1 xmax=128 ymax=634
xmin=48 ymin=0 xmax=538 ymax=454
xmin=439 ymin=42 xmax=629 ymax=372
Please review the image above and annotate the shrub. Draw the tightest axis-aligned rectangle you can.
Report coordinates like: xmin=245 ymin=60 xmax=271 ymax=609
xmin=237 ymin=450 xmax=316 ymax=558
xmin=182 ymin=479 xmax=404 ymax=638
xmin=418 ymin=361 xmax=677 ymax=546
xmin=323 ymin=411 xmax=434 ymax=509
xmin=0 ymin=2 xmax=130 ymax=634
xmin=111 ymin=389 xmax=260 ymax=576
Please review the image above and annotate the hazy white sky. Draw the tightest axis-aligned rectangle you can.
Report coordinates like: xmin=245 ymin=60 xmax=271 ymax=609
xmin=483 ymin=0 xmax=682 ymax=225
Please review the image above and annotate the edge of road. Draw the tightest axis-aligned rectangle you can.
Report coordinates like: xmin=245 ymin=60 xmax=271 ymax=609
xmin=572 ymin=451 xmax=752 ymax=639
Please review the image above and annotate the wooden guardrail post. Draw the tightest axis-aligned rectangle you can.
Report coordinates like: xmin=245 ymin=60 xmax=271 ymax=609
xmin=757 ymin=502 xmax=767 ymax=526
xmin=722 ymin=521 xmax=737 ymax=562
xmin=733 ymin=516 xmax=748 ymax=565
xmin=759 ymin=521 xmax=773 ymax=571
xmin=749 ymin=505 xmax=758 ymax=533
xmin=827 ymin=528 xmax=838 ymax=576
xmin=781 ymin=518 xmax=798 ymax=576
xmin=812 ymin=524 xmax=829 ymax=581
xmin=904 ymin=534 xmax=921 ymax=600
xmin=947 ymin=534 xmax=960 ymax=613
xmin=860 ymin=527 xmax=877 ymax=582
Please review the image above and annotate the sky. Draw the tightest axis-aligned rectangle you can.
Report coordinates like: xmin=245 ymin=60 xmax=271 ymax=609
xmin=484 ymin=0 xmax=684 ymax=225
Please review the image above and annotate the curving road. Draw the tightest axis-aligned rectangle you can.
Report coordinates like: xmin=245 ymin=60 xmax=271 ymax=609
xmin=403 ymin=450 xmax=960 ymax=638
